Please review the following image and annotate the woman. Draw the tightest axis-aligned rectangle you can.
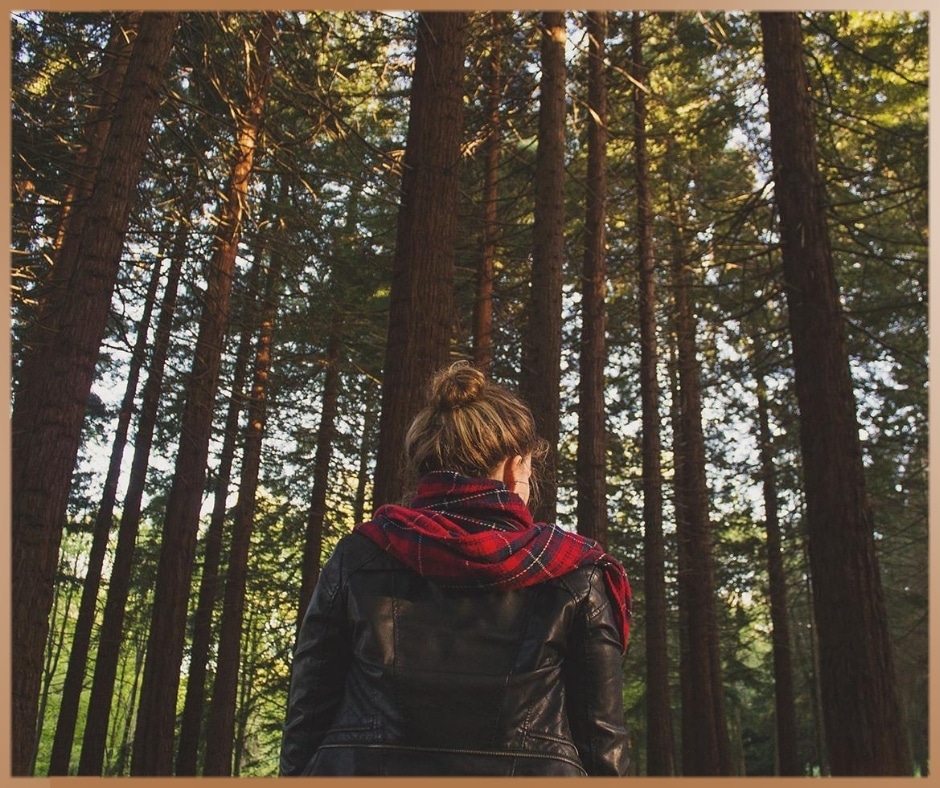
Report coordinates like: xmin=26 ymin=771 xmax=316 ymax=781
xmin=279 ymin=363 xmax=632 ymax=776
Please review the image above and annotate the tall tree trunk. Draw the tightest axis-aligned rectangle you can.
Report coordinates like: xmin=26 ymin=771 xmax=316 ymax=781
xmin=202 ymin=245 xmax=283 ymax=775
xmin=49 ymin=255 xmax=163 ymax=775
xmin=668 ymin=332 xmax=696 ymax=776
xmin=669 ymin=197 xmax=730 ymax=775
xmin=520 ymin=11 xmax=566 ymax=523
xmin=78 ymin=224 xmax=186 ymax=775
xmin=575 ymin=11 xmax=609 ymax=549
xmin=10 ymin=13 xmax=179 ymax=774
xmin=759 ymin=12 xmax=912 ymax=775
xmin=754 ymin=368 xmax=801 ymax=775
xmin=298 ymin=184 xmax=355 ymax=617
xmin=130 ymin=13 xmax=276 ymax=774
xmin=472 ymin=12 xmax=504 ymax=374
xmin=298 ymin=309 xmax=345 ymax=621
xmin=372 ymin=12 xmax=468 ymax=506
xmin=174 ymin=253 xmax=263 ymax=776
xmin=49 ymin=12 xmax=140 ymax=268
xmin=632 ymin=12 xmax=675 ymax=776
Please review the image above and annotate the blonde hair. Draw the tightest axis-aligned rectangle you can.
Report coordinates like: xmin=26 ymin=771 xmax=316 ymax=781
xmin=404 ymin=362 xmax=549 ymax=496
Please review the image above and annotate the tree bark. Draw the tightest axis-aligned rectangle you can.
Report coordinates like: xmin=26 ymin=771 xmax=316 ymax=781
xmin=130 ymin=12 xmax=276 ymax=774
xmin=669 ymin=194 xmax=731 ymax=775
xmin=298 ymin=309 xmax=345 ymax=621
xmin=49 ymin=254 xmax=162 ymax=775
xmin=575 ymin=11 xmax=609 ymax=549
xmin=759 ymin=11 xmax=912 ymax=775
xmin=78 ymin=223 xmax=186 ymax=775
xmin=202 ymin=245 xmax=283 ymax=775
xmin=754 ymin=370 xmax=801 ymax=775
xmin=354 ymin=398 xmax=377 ymax=525
xmin=520 ymin=11 xmax=566 ymax=523
xmin=372 ymin=12 xmax=468 ymax=506
xmin=472 ymin=12 xmax=505 ymax=375
xmin=632 ymin=12 xmax=675 ymax=776
xmin=174 ymin=251 xmax=264 ymax=776
xmin=10 ymin=12 xmax=179 ymax=774
xmin=49 ymin=12 xmax=140 ymax=269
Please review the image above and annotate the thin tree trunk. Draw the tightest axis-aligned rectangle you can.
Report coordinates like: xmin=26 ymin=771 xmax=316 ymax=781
xmin=803 ymin=548 xmax=829 ymax=775
xmin=130 ymin=13 xmax=276 ymax=774
xmin=10 ymin=13 xmax=179 ymax=774
xmin=49 ymin=255 xmax=163 ymax=775
xmin=298 ymin=183 xmax=356 ymax=617
xmin=174 ymin=203 xmax=269 ymax=777
xmin=354 ymin=401 xmax=376 ymax=524
xmin=36 ymin=549 xmax=82 ymax=774
xmin=759 ymin=12 xmax=912 ymax=775
xmin=632 ymin=12 xmax=675 ymax=776
xmin=669 ymin=329 xmax=697 ymax=776
xmin=298 ymin=309 xmax=345 ymax=621
xmin=754 ymin=370 xmax=801 ymax=775
xmin=78 ymin=225 xmax=186 ymax=775
xmin=372 ymin=12 xmax=468 ymax=506
xmin=669 ymin=199 xmax=730 ymax=775
xmin=104 ymin=623 xmax=134 ymax=774
xmin=202 ymin=245 xmax=283 ymax=776
xmin=232 ymin=628 xmax=256 ymax=776
xmin=472 ymin=12 xmax=504 ymax=374
xmin=520 ymin=11 xmax=566 ymax=523
xmin=576 ymin=10 xmax=609 ymax=549
xmin=114 ymin=622 xmax=148 ymax=775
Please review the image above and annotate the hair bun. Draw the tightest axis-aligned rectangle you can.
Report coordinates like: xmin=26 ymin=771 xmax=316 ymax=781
xmin=431 ymin=362 xmax=486 ymax=410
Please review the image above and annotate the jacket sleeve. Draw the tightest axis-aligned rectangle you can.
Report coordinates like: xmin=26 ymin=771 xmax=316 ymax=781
xmin=279 ymin=538 xmax=352 ymax=776
xmin=563 ymin=567 xmax=630 ymax=776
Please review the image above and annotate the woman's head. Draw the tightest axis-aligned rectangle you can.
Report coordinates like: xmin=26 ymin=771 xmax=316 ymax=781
xmin=404 ymin=362 xmax=549 ymax=499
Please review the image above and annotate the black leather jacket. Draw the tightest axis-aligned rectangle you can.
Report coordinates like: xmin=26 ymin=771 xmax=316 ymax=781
xmin=279 ymin=531 xmax=629 ymax=776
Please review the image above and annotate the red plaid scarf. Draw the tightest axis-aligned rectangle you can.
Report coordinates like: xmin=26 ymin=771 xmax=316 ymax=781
xmin=354 ymin=471 xmax=631 ymax=652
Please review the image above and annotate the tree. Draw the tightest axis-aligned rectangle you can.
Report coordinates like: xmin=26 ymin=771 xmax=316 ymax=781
xmin=372 ymin=12 xmax=469 ymax=505
xmin=203 ymin=237 xmax=284 ymax=775
xmin=668 ymin=166 xmax=732 ymax=776
xmin=297 ymin=311 xmax=344 ymax=618
xmin=630 ymin=12 xmax=675 ymax=776
xmin=759 ymin=11 xmax=912 ymax=775
xmin=520 ymin=11 xmax=566 ymax=523
xmin=78 ymin=222 xmax=187 ymax=776
xmin=10 ymin=13 xmax=179 ymax=774
xmin=174 ymin=249 xmax=263 ymax=776
xmin=130 ymin=12 xmax=277 ymax=773
xmin=46 ymin=12 xmax=141 ymax=289
xmin=49 ymin=254 xmax=162 ymax=775
xmin=753 ymin=364 xmax=800 ymax=775
xmin=471 ymin=13 xmax=506 ymax=375
xmin=575 ymin=11 xmax=609 ymax=549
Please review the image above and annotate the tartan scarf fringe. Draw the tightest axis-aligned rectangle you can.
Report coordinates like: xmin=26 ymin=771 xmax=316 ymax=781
xmin=354 ymin=471 xmax=631 ymax=652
